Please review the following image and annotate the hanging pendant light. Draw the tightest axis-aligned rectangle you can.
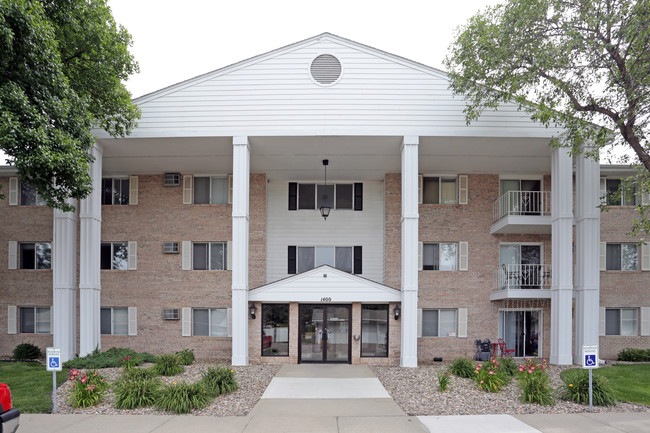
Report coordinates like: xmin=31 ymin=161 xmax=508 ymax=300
xmin=319 ymin=159 xmax=331 ymax=220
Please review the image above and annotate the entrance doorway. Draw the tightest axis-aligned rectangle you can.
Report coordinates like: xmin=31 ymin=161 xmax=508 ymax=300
xmin=299 ymin=305 xmax=351 ymax=363
xmin=499 ymin=310 xmax=541 ymax=357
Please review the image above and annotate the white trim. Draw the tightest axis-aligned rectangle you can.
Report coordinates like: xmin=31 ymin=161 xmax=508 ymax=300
xmin=8 ymin=241 xmax=17 ymax=270
xmin=128 ymin=307 xmax=137 ymax=336
xmin=9 ymin=177 xmax=18 ymax=206
xmin=7 ymin=306 xmax=16 ymax=334
xmin=182 ymin=241 xmax=191 ymax=270
xmin=181 ymin=307 xmax=192 ymax=336
xmin=129 ymin=176 xmax=138 ymax=205
xmin=183 ymin=175 xmax=193 ymax=204
xmin=128 ymin=241 xmax=137 ymax=270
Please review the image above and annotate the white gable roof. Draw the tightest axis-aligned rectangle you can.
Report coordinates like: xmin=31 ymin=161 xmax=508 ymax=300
xmin=249 ymin=265 xmax=401 ymax=303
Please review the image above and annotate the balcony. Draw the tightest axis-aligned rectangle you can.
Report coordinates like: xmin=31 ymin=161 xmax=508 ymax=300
xmin=490 ymin=191 xmax=552 ymax=234
xmin=490 ymin=264 xmax=552 ymax=301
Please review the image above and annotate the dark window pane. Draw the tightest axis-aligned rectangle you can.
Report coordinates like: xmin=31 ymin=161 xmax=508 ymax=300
xmin=194 ymin=177 xmax=210 ymax=204
xmin=102 ymin=179 xmax=113 ymax=205
xmin=361 ymin=305 xmax=388 ymax=357
xmin=100 ymin=308 xmax=112 ymax=334
xmin=298 ymin=184 xmax=315 ymax=209
xmin=297 ymin=247 xmax=315 ymax=273
xmin=193 ymin=309 xmax=209 ymax=336
xmin=262 ymin=304 xmax=289 ymax=356
xmin=36 ymin=243 xmax=51 ymax=269
xmin=317 ymin=184 xmax=334 ymax=209
xmin=336 ymin=184 xmax=353 ymax=209
xmin=21 ymin=183 xmax=37 ymax=206
xmin=118 ymin=179 xmax=130 ymax=205
xmin=100 ymin=243 xmax=112 ymax=270
xmin=20 ymin=307 xmax=35 ymax=333
xmin=193 ymin=243 xmax=208 ymax=270
xmin=422 ymin=310 xmax=439 ymax=337
xmin=605 ymin=309 xmax=621 ymax=335
xmin=423 ymin=244 xmax=439 ymax=270
xmin=423 ymin=177 xmax=440 ymax=204
xmin=607 ymin=179 xmax=621 ymax=206
xmin=210 ymin=243 xmax=225 ymax=270
xmin=20 ymin=243 xmax=35 ymax=269
xmin=606 ymin=244 xmax=622 ymax=270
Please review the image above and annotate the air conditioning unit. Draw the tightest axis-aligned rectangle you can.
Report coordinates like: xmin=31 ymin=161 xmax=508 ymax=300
xmin=164 ymin=173 xmax=181 ymax=186
xmin=163 ymin=242 xmax=179 ymax=254
xmin=162 ymin=308 xmax=180 ymax=320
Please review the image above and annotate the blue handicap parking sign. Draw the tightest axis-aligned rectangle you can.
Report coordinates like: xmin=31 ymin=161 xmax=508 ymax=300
xmin=49 ymin=357 xmax=60 ymax=368
xmin=585 ymin=354 xmax=596 ymax=367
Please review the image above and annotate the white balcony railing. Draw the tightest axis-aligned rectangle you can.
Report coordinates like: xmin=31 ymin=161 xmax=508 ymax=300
xmin=492 ymin=191 xmax=551 ymax=222
xmin=495 ymin=264 xmax=552 ymax=291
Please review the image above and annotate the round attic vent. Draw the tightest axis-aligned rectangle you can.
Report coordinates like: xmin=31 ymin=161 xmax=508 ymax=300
xmin=310 ymin=54 xmax=342 ymax=85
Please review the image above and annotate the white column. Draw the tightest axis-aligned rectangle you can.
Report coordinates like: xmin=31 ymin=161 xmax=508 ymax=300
xmin=231 ymin=136 xmax=250 ymax=366
xmin=550 ymin=146 xmax=573 ymax=365
xmin=400 ymin=136 xmax=419 ymax=367
xmin=53 ymin=199 xmax=78 ymax=362
xmin=79 ymin=143 xmax=103 ymax=357
xmin=575 ymin=149 xmax=600 ymax=364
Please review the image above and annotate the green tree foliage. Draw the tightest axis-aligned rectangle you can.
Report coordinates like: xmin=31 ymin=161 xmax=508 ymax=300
xmin=0 ymin=0 xmax=139 ymax=210
xmin=445 ymin=0 xmax=650 ymax=234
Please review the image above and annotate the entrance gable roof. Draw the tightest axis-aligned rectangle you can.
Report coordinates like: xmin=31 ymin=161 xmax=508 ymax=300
xmin=249 ymin=265 xmax=401 ymax=303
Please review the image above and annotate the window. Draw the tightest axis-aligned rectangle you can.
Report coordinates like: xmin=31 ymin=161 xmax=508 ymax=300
xmin=289 ymin=245 xmax=361 ymax=274
xmin=361 ymin=305 xmax=388 ymax=357
xmin=262 ymin=304 xmax=289 ymax=356
xmin=20 ymin=242 xmax=51 ymax=269
xmin=192 ymin=308 xmax=228 ymax=336
xmin=423 ymin=243 xmax=457 ymax=271
xmin=101 ymin=178 xmax=129 ymax=205
xmin=193 ymin=242 xmax=227 ymax=270
xmin=20 ymin=307 xmax=50 ymax=334
xmin=193 ymin=176 xmax=228 ymax=204
xmin=289 ymin=182 xmax=362 ymax=211
xmin=605 ymin=178 xmax=636 ymax=206
xmin=101 ymin=242 xmax=128 ymax=270
xmin=20 ymin=182 xmax=45 ymax=206
xmin=422 ymin=309 xmax=457 ymax=337
xmin=605 ymin=308 xmax=638 ymax=336
xmin=101 ymin=307 xmax=128 ymax=335
xmin=423 ymin=176 xmax=457 ymax=204
xmin=606 ymin=243 xmax=638 ymax=270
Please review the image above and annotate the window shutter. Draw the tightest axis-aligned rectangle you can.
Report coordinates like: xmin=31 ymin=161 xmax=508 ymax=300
xmin=228 ymin=174 xmax=233 ymax=204
xmin=600 ymin=242 xmax=606 ymax=271
xmin=417 ymin=309 xmax=423 ymax=338
xmin=50 ymin=306 xmax=53 ymax=335
xmin=458 ymin=175 xmax=468 ymax=205
xmin=354 ymin=246 xmax=362 ymax=274
xmin=128 ymin=242 xmax=137 ymax=270
xmin=128 ymin=307 xmax=137 ymax=336
xmin=288 ymin=246 xmax=296 ymax=274
xmin=227 ymin=308 xmax=232 ymax=337
xmin=643 ymin=189 xmax=650 ymax=206
xmin=182 ymin=241 xmax=191 ymax=270
xmin=226 ymin=241 xmax=232 ymax=271
xmin=7 ymin=306 xmax=17 ymax=334
xmin=642 ymin=244 xmax=650 ymax=271
xmin=457 ymin=308 xmax=468 ymax=338
xmin=641 ymin=307 xmax=650 ymax=336
xmin=600 ymin=177 xmax=607 ymax=205
xmin=181 ymin=308 xmax=191 ymax=336
xmin=459 ymin=241 xmax=469 ymax=271
xmin=354 ymin=183 xmax=363 ymax=211
xmin=8 ymin=241 xmax=17 ymax=270
xmin=183 ymin=175 xmax=193 ymax=204
xmin=418 ymin=175 xmax=423 ymax=205
xmin=129 ymin=176 xmax=138 ymax=205
xmin=599 ymin=307 xmax=606 ymax=336
xmin=288 ymin=182 xmax=297 ymax=210
xmin=9 ymin=178 xmax=18 ymax=206
xmin=418 ymin=242 xmax=423 ymax=271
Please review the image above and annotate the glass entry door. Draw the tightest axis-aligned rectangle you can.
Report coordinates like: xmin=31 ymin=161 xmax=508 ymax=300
xmin=500 ymin=310 xmax=541 ymax=357
xmin=299 ymin=305 xmax=351 ymax=363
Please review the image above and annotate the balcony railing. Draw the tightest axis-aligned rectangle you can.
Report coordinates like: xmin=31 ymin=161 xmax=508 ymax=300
xmin=495 ymin=264 xmax=552 ymax=291
xmin=493 ymin=191 xmax=551 ymax=223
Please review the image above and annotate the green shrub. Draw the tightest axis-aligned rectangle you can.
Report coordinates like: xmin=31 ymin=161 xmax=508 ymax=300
xmin=175 ymin=349 xmax=195 ymax=366
xmin=153 ymin=354 xmax=184 ymax=376
xmin=449 ymin=357 xmax=475 ymax=378
xmin=114 ymin=370 xmax=162 ymax=409
xmin=13 ymin=343 xmax=42 ymax=361
xmin=437 ymin=370 xmax=451 ymax=392
xmin=67 ymin=369 xmax=108 ymax=408
xmin=560 ymin=369 xmax=616 ymax=406
xmin=497 ymin=356 xmax=518 ymax=377
xmin=156 ymin=382 xmax=211 ymax=414
xmin=517 ymin=358 xmax=554 ymax=405
xmin=617 ymin=348 xmax=650 ymax=362
xmin=199 ymin=366 xmax=239 ymax=397
xmin=474 ymin=358 xmax=507 ymax=392
xmin=63 ymin=347 xmax=156 ymax=369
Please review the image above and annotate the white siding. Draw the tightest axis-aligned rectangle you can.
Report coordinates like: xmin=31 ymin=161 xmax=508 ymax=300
xmin=266 ymin=180 xmax=384 ymax=285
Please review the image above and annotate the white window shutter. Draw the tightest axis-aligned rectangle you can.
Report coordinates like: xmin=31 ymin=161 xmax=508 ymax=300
xmin=599 ymin=307 xmax=606 ymax=336
xmin=7 ymin=306 xmax=17 ymax=334
xmin=600 ymin=242 xmax=606 ymax=271
xmin=600 ymin=177 xmax=607 ymax=205
xmin=182 ymin=241 xmax=191 ymax=270
xmin=228 ymin=174 xmax=233 ymax=204
xmin=457 ymin=308 xmax=468 ymax=338
xmin=227 ymin=308 xmax=233 ymax=337
xmin=183 ymin=175 xmax=193 ymax=204
xmin=129 ymin=176 xmax=138 ymax=205
xmin=128 ymin=307 xmax=137 ymax=336
xmin=641 ymin=307 xmax=650 ymax=336
xmin=418 ymin=175 xmax=423 ymax=205
xmin=182 ymin=307 xmax=192 ymax=336
xmin=458 ymin=175 xmax=468 ymax=205
xmin=8 ymin=241 xmax=17 ymax=270
xmin=9 ymin=178 xmax=18 ymax=206
xmin=459 ymin=241 xmax=469 ymax=271
xmin=417 ymin=308 xmax=423 ymax=338
xmin=642 ymin=244 xmax=650 ymax=271
xmin=418 ymin=242 xmax=423 ymax=271
xmin=128 ymin=241 xmax=137 ymax=270
xmin=226 ymin=241 xmax=232 ymax=271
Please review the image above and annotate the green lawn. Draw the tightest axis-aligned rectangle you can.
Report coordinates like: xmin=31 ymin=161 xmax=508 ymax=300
xmin=561 ymin=364 xmax=650 ymax=406
xmin=0 ymin=362 xmax=69 ymax=413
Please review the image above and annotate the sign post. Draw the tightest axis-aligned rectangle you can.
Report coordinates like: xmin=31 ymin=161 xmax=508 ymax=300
xmin=582 ymin=345 xmax=599 ymax=413
xmin=46 ymin=348 xmax=62 ymax=414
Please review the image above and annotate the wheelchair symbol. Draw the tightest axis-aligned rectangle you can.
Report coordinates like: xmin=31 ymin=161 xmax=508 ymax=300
xmin=49 ymin=357 xmax=60 ymax=368
xmin=585 ymin=355 xmax=596 ymax=366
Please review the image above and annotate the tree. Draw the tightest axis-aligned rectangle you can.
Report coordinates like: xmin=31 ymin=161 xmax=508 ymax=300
xmin=445 ymin=0 xmax=650 ymax=234
xmin=0 ymin=0 xmax=139 ymax=210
